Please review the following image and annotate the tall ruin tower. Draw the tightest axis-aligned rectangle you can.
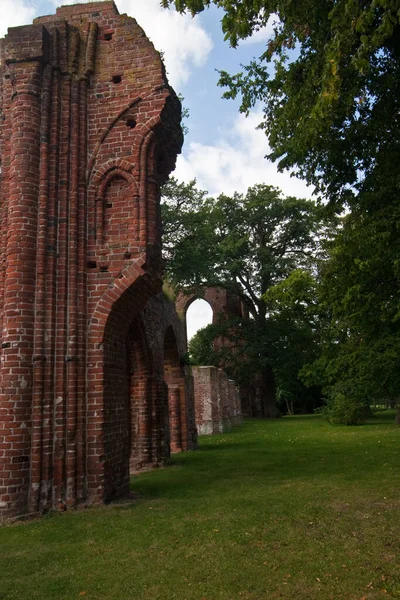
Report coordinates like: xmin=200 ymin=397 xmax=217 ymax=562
xmin=0 ymin=1 xmax=183 ymax=520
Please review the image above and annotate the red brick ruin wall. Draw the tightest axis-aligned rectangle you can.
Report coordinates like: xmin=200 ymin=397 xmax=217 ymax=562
xmin=0 ymin=1 xmax=193 ymax=520
xmin=176 ymin=288 xmax=244 ymax=431
xmin=177 ymin=287 xmax=268 ymax=419
xmin=192 ymin=366 xmax=242 ymax=435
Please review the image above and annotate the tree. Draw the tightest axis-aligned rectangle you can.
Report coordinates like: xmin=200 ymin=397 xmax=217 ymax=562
xmin=301 ymin=203 xmax=400 ymax=423
xmin=162 ymin=177 xmax=216 ymax=285
xmin=162 ymin=179 xmax=327 ymax=417
xmin=189 ymin=325 xmax=219 ymax=367
xmin=189 ymin=270 xmax=324 ymax=416
xmin=162 ymin=1 xmax=400 ymax=424
xmin=162 ymin=0 xmax=400 ymax=207
xmin=263 ymin=269 xmax=324 ymax=415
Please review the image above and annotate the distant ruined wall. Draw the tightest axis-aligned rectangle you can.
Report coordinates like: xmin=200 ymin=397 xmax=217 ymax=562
xmin=177 ymin=287 xmax=254 ymax=419
xmin=176 ymin=287 xmax=244 ymax=334
xmin=192 ymin=366 xmax=242 ymax=436
xmin=0 ymin=2 xmax=185 ymax=520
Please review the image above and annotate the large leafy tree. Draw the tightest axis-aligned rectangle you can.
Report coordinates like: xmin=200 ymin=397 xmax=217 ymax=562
xmin=162 ymin=178 xmax=216 ymax=284
xmin=263 ymin=269 xmax=324 ymax=414
xmin=301 ymin=202 xmax=400 ymax=423
xmin=163 ymin=0 xmax=400 ymax=423
xmin=162 ymin=179 xmax=327 ymax=417
xmin=189 ymin=269 xmax=324 ymax=416
xmin=162 ymin=0 xmax=400 ymax=207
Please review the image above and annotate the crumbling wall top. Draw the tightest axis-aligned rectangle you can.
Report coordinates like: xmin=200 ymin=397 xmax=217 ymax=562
xmin=34 ymin=1 xmax=119 ymax=24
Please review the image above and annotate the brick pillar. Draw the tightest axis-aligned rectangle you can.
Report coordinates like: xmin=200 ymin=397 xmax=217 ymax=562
xmin=155 ymin=377 xmax=170 ymax=465
xmin=0 ymin=4 xmax=183 ymax=520
xmin=179 ymin=383 xmax=189 ymax=451
xmin=30 ymin=63 xmax=52 ymax=513
xmin=136 ymin=375 xmax=153 ymax=466
xmin=0 ymin=45 xmax=45 ymax=517
xmin=169 ymin=386 xmax=182 ymax=452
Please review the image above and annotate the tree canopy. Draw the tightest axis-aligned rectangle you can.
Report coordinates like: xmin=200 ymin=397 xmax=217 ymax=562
xmin=301 ymin=202 xmax=400 ymax=423
xmin=162 ymin=178 xmax=327 ymax=416
xmin=162 ymin=0 xmax=400 ymax=207
xmin=161 ymin=1 xmax=400 ymax=424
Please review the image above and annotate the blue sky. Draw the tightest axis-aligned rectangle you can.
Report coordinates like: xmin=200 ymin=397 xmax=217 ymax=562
xmin=0 ymin=0 xmax=312 ymax=336
xmin=1 ymin=0 xmax=312 ymax=199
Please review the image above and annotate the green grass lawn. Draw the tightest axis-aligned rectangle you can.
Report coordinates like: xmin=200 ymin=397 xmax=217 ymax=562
xmin=1 ymin=413 xmax=399 ymax=600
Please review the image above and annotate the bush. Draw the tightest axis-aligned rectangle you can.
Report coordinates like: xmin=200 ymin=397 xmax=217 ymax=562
xmin=325 ymin=391 xmax=369 ymax=425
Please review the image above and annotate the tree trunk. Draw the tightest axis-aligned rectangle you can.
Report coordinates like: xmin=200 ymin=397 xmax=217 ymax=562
xmin=284 ymin=398 xmax=294 ymax=416
xmin=391 ymin=397 xmax=400 ymax=425
xmin=260 ymin=366 xmax=281 ymax=418
xmin=284 ymin=398 xmax=292 ymax=415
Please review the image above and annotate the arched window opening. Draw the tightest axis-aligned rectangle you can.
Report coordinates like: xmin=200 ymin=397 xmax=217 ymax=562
xmin=186 ymin=298 xmax=213 ymax=341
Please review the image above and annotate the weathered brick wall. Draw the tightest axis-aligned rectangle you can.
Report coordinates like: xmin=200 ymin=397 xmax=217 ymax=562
xmin=192 ymin=366 xmax=242 ymax=436
xmin=177 ymin=287 xmax=253 ymax=419
xmin=0 ymin=2 xmax=184 ymax=520
xmin=176 ymin=287 xmax=244 ymax=329
xmin=132 ymin=292 xmax=197 ymax=469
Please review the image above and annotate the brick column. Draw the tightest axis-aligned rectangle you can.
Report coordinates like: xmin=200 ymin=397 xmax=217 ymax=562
xmin=136 ymin=375 xmax=154 ymax=466
xmin=0 ymin=27 xmax=47 ymax=518
xmin=169 ymin=386 xmax=182 ymax=452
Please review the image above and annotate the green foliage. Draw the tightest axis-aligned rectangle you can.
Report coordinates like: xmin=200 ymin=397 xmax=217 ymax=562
xmin=162 ymin=0 xmax=400 ymax=207
xmin=322 ymin=203 xmax=400 ymax=339
xmin=162 ymin=280 xmax=177 ymax=302
xmin=188 ymin=324 xmax=218 ymax=366
xmin=162 ymin=179 xmax=325 ymax=305
xmin=160 ymin=1 xmax=400 ymax=423
xmin=263 ymin=270 xmax=324 ymax=414
xmin=177 ymin=94 xmax=190 ymax=136
xmin=323 ymin=391 xmax=370 ymax=426
xmin=161 ymin=177 xmax=216 ymax=286
xmin=300 ymin=200 xmax=400 ymax=423
xmin=162 ymin=179 xmax=328 ymax=415
xmin=189 ymin=318 xmax=275 ymax=394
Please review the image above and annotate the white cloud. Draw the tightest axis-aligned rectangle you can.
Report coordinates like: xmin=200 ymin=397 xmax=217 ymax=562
xmin=117 ymin=0 xmax=212 ymax=88
xmin=50 ymin=0 xmax=213 ymax=89
xmin=239 ymin=13 xmax=278 ymax=46
xmin=175 ymin=109 xmax=313 ymax=199
xmin=0 ymin=0 xmax=36 ymax=37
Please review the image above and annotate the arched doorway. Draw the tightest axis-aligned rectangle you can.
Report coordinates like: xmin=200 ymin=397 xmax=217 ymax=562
xmin=127 ymin=316 xmax=165 ymax=472
xmin=87 ymin=271 xmax=165 ymax=504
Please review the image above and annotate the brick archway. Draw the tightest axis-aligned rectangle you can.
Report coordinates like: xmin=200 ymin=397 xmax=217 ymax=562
xmin=87 ymin=269 xmax=161 ymax=504
xmin=176 ymin=288 xmax=244 ymax=334
xmin=127 ymin=315 xmax=167 ymax=472
xmin=185 ymin=297 xmax=214 ymax=340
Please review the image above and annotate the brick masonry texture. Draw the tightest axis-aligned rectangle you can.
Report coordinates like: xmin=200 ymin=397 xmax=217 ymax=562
xmin=192 ymin=366 xmax=242 ymax=435
xmin=0 ymin=2 xmax=192 ymax=520
xmin=176 ymin=288 xmax=244 ymax=432
xmin=177 ymin=287 xmax=268 ymax=419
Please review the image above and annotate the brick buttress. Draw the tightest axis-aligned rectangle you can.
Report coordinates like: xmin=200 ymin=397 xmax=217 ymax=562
xmin=0 ymin=1 xmax=183 ymax=520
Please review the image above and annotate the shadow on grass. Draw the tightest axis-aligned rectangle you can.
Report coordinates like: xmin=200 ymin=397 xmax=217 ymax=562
xmin=131 ymin=414 xmax=396 ymax=502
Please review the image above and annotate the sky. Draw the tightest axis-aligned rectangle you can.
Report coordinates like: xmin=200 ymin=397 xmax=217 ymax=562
xmin=0 ymin=0 xmax=313 ymax=338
